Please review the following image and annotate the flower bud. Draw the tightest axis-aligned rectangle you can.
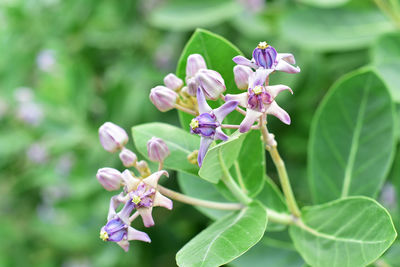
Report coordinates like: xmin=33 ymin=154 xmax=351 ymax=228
xmin=252 ymin=42 xmax=277 ymax=69
xmin=186 ymin=77 xmax=198 ymax=96
xmin=119 ymin=147 xmax=137 ymax=167
xmin=99 ymin=122 xmax=129 ymax=153
xmin=147 ymin=137 xmax=170 ymax=162
xmin=195 ymin=69 xmax=226 ymax=100
xmin=186 ymin=54 xmax=207 ymax=78
xmin=136 ymin=160 xmax=151 ymax=177
xmin=163 ymin=73 xmax=183 ymax=91
xmin=233 ymin=65 xmax=253 ymax=90
xmin=96 ymin=168 xmax=123 ymax=191
xmin=149 ymin=86 xmax=178 ymax=112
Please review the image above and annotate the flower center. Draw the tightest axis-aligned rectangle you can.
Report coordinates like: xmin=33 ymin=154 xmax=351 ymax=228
xmin=257 ymin=41 xmax=269 ymax=49
xmin=100 ymin=230 xmax=109 ymax=241
xmin=190 ymin=119 xmax=199 ymax=130
xmin=131 ymin=195 xmax=141 ymax=205
xmin=252 ymin=86 xmax=263 ymax=95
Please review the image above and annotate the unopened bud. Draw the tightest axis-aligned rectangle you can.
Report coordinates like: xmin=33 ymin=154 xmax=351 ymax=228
xmin=99 ymin=122 xmax=129 ymax=153
xmin=233 ymin=65 xmax=253 ymax=90
xmin=163 ymin=73 xmax=183 ymax=91
xmin=186 ymin=54 xmax=207 ymax=78
xmin=147 ymin=137 xmax=170 ymax=162
xmin=119 ymin=147 xmax=137 ymax=167
xmin=96 ymin=168 xmax=123 ymax=191
xmin=149 ymin=86 xmax=178 ymax=112
xmin=136 ymin=160 xmax=151 ymax=177
xmin=195 ymin=69 xmax=226 ymax=100
xmin=187 ymin=150 xmax=198 ymax=165
xmin=186 ymin=77 xmax=198 ymax=96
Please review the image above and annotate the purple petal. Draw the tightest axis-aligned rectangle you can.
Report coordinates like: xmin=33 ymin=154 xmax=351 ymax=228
xmin=224 ymin=93 xmax=248 ymax=107
xmin=127 ymin=226 xmax=151 ymax=243
xmin=275 ymin=59 xmax=300 ymax=74
xmin=266 ymin=101 xmax=291 ymax=125
xmin=249 ymin=68 xmax=273 ymax=88
xmin=117 ymin=240 xmax=130 ymax=252
xmin=153 ymin=191 xmax=173 ymax=210
xmin=277 ymin=53 xmax=296 ymax=64
xmin=266 ymin=85 xmax=293 ymax=100
xmin=198 ymin=137 xmax=213 ymax=167
xmin=196 ymin=87 xmax=212 ymax=114
xmin=233 ymin=56 xmax=257 ymax=69
xmin=138 ymin=207 xmax=155 ymax=227
xmin=107 ymin=193 xmax=124 ymax=221
xmin=118 ymin=199 xmax=135 ymax=223
xmin=239 ymin=109 xmax=262 ymax=133
xmin=214 ymin=127 xmax=229 ymax=141
xmin=213 ymin=101 xmax=239 ymax=123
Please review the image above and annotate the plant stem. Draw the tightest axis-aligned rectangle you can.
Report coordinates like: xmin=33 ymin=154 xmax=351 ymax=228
xmin=221 ymin=124 xmax=259 ymax=130
xmin=175 ymin=104 xmax=197 ymax=116
xmin=266 ymin=208 xmax=294 ymax=225
xmin=234 ymin=161 xmax=248 ymax=193
xmin=158 ymin=185 xmax=243 ymax=210
xmin=219 ymin=151 xmax=252 ymax=205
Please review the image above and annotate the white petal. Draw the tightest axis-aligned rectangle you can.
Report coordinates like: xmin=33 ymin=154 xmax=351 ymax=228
xmin=239 ymin=109 xmax=262 ymax=133
xmin=121 ymin=170 xmax=141 ymax=192
xmin=127 ymin=226 xmax=151 ymax=243
xmin=275 ymin=59 xmax=300 ymax=74
xmin=143 ymin=170 xmax=168 ymax=188
xmin=277 ymin=53 xmax=296 ymax=64
xmin=153 ymin=191 xmax=173 ymax=210
xmin=266 ymin=85 xmax=293 ymax=100
xmin=266 ymin=101 xmax=291 ymax=125
xmin=138 ymin=207 xmax=154 ymax=227
xmin=249 ymin=68 xmax=273 ymax=88
xmin=224 ymin=93 xmax=248 ymax=108
xmin=233 ymin=55 xmax=257 ymax=69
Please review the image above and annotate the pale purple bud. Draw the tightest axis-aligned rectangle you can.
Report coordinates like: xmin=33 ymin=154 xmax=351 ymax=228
xmin=36 ymin=50 xmax=56 ymax=72
xmin=98 ymin=122 xmax=128 ymax=153
xmin=149 ymin=86 xmax=178 ymax=112
xmin=119 ymin=147 xmax=137 ymax=167
xmin=26 ymin=143 xmax=48 ymax=164
xmin=186 ymin=77 xmax=198 ymax=96
xmin=195 ymin=69 xmax=226 ymax=100
xmin=234 ymin=65 xmax=253 ymax=90
xmin=96 ymin=168 xmax=123 ymax=191
xmin=147 ymin=137 xmax=170 ymax=162
xmin=17 ymin=102 xmax=44 ymax=126
xmin=14 ymin=87 xmax=34 ymax=103
xmin=186 ymin=54 xmax=207 ymax=78
xmin=163 ymin=73 xmax=183 ymax=91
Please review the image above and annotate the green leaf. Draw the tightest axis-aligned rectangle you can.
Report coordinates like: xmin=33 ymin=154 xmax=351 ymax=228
xmin=148 ymin=0 xmax=242 ymax=31
xmin=372 ymin=32 xmax=400 ymax=102
xmin=309 ymin=69 xmax=396 ymax=204
xmin=281 ymin=8 xmax=394 ymax=51
xmin=199 ymin=131 xmax=246 ymax=183
xmin=375 ymin=241 xmax=400 ymax=266
xmin=132 ymin=122 xmax=200 ymax=175
xmin=297 ymin=0 xmax=349 ymax=8
xmin=176 ymin=201 xmax=267 ymax=267
xmin=289 ymin=197 xmax=397 ymax=267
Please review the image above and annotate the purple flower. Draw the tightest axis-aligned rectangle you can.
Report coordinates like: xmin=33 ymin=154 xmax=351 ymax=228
xmin=99 ymin=122 xmax=129 ymax=153
xmin=225 ymin=69 xmax=293 ymax=133
xmin=149 ymin=86 xmax=178 ymax=112
xmin=233 ymin=42 xmax=300 ymax=74
xmin=147 ymin=137 xmax=170 ymax=162
xmin=190 ymin=88 xmax=239 ymax=166
xmin=195 ymin=69 xmax=226 ymax=100
xmin=121 ymin=170 xmax=173 ymax=227
xmin=100 ymin=199 xmax=151 ymax=252
xmin=96 ymin=168 xmax=123 ymax=191
xmin=119 ymin=147 xmax=137 ymax=167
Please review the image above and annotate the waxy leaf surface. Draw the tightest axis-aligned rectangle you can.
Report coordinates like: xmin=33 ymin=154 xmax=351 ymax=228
xmin=132 ymin=122 xmax=199 ymax=175
xmin=309 ymin=69 xmax=396 ymax=203
xmin=176 ymin=201 xmax=267 ymax=267
xmin=289 ymin=197 xmax=397 ymax=267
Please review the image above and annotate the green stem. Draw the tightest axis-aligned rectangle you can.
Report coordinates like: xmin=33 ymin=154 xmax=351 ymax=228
xmin=234 ymin=161 xmax=248 ymax=194
xmin=219 ymin=151 xmax=252 ymax=205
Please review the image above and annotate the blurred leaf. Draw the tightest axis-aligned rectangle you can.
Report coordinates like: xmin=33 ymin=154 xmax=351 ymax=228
xmin=375 ymin=241 xmax=400 ymax=266
xmin=372 ymin=32 xmax=400 ymax=102
xmin=298 ymin=0 xmax=349 ymax=8
xmin=148 ymin=0 xmax=242 ymax=31
xmin=281 ymin=8 xmax=394 ymax=51
xmin=290 ymin=197 xmax=397 ymax=267
xmin=176 ymin=201 xmax=267 ymax=267
xmin=132 ymin=122 xmax=200 ymax=175
xmin=199 ymin=131 xmax=246 ymax=183
xmin=309 ymin=69 xmax=396 ymax=203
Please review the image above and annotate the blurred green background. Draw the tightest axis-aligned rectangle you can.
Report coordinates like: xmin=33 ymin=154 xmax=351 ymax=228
xmin=0 ymin=0 xmax=399 ymax=266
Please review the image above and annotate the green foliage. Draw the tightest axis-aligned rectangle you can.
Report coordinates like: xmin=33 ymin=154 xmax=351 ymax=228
xmin=176 ymin=201 xmax=267 ymax=267
xmin=309 ymin=69 xmax=396 ymax=203
xmin=290 ymin=197 xmax=397 ymax=267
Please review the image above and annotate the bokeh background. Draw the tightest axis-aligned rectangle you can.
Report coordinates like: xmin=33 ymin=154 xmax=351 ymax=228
xmin=0 ymin=0 xmax=399 ymax=266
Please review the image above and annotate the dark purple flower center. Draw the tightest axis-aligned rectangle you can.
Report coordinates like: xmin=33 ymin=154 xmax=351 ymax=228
xmin=247 ymin=86 xmax=272 ymax=112
xmin=100 ymin=218 xmax=127 ymax=242
xmin=190 ymin=113 xmax=219 ymax=138
xmin=130 ymin=182 xmax=155 ymax=208
xmin=252 ymin=42 xmax=277 ymax=69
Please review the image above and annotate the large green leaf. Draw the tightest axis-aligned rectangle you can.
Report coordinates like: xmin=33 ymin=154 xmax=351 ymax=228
xmin=148 ymin=0 xmax=242 ymax=31
xmin=176 ymin=201 xmax=267 ymax=267
xmin=308 ymin=69 xmax=396 ymax=203
xmin=281 ymin=8 xmax=394 ymax=51
xmin=297 ymin=0 xmax=349 ymax=8
xmin=289 ymin=197 xmax=397 ymax=267
xmin=132 ymin=122 xmax=200 ymax=175
xmin=372 ymin=32 xmax=400 ymax=102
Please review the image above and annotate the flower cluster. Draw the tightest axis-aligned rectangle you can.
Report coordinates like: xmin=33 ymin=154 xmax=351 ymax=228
xmin=149 ymin=41 xmax=300 ymax=166
xmin=97 ymin=122 xmax=172 ymax=251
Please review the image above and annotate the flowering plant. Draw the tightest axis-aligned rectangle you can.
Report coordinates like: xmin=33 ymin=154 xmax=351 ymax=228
xmin=95 ymin=29 xmax=398 ymax=267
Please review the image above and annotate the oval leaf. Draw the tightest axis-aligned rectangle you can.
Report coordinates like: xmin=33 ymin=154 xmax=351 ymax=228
xmin=308 ymin=69 xmax=396 ymax=203
xmin=132 ymin=122 xmax=200 ymax=175
xmin=289 ymin=196 xmax=397 ymax=267
xmin=176 ymin=201 xmax=267 ymax=267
